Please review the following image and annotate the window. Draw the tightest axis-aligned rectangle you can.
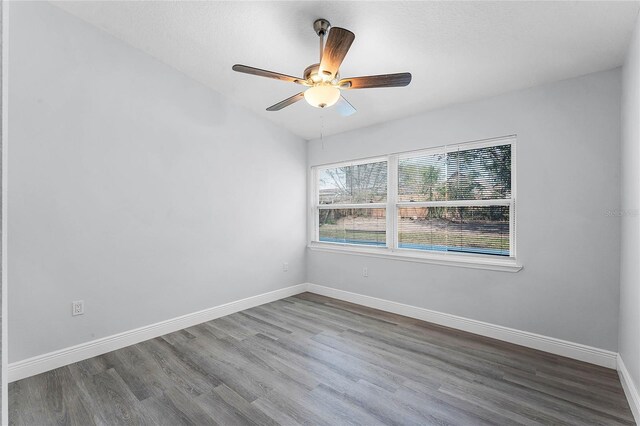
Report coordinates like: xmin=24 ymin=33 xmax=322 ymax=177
xmin=310 ymin=136 xmax=518 ymax=270
xmin=317 ymin=159 xmax=388 ymax=246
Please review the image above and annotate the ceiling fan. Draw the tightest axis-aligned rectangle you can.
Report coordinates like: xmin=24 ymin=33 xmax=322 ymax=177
xmin=232 ymin=18 xmax=411 ymax=116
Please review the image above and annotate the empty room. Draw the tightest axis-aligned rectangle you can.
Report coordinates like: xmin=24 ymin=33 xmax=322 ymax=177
xmin=3 ymin=0 xmax=640 ymax=424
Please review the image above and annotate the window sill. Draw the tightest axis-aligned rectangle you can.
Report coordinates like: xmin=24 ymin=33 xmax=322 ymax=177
xmin=307 ymin=242 xmax=523 ymax=272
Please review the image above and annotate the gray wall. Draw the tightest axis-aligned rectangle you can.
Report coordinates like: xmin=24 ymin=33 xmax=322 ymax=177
xmin=8 ymin=2 xmax=307 ymax=363
xmin=620 ymin=10 xmax=640 ymax=395
xmin=308 ymin=69 xmax=622 ymax=351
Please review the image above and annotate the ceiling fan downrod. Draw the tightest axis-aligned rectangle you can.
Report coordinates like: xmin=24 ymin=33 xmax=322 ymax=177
xmin=313 ymin=19 xmax=331 ymax=62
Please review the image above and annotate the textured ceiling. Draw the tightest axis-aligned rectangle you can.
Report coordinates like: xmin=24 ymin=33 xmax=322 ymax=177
xmin=52 ymin=1 xmax=640 ymax=140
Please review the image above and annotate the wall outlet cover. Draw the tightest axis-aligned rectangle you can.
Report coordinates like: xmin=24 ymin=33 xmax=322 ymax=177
xmin=72 ymin=300 xmax=84 ymax=316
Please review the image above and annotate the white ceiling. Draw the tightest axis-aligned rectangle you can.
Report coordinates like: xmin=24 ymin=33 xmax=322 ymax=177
xmin=52 ymin=1 xmax=640 ymax=140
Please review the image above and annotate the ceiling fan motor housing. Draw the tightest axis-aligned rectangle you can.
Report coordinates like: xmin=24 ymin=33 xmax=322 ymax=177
xmin=304 ymin=63 xmax=339 ymax=84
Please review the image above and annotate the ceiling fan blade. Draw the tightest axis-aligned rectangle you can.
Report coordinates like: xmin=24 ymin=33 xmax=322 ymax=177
xmin=319 ymin=27 xmax=355 ymax=78
xmin=266 ymin=92 xmax=305 ymax=111
xmin=339 ymin=72 xmax=412 ymax=89
xmin=232 ymin=64 xmax=306 ymax=85
xmin=335 ymin=95 xmax=356 ymax=117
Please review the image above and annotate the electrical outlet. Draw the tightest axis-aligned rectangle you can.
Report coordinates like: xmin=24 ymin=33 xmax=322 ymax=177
xmin=72 ymin=300 xmax=84 ymax=316
xmin=363 ymin=267 xmax=368 ymax=278
xmin=283 ymin=262 xmax=289 ymax=272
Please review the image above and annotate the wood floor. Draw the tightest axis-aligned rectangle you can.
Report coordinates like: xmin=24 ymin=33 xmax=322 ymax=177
xmin=9 ymin=292 xmax=636 ymax=425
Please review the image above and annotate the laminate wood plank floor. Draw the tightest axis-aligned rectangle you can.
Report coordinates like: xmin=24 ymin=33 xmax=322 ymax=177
xmin=9 ymin=292 xmax=636 ymax=425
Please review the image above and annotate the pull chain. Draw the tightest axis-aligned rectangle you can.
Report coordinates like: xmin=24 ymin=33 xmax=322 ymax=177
xmin=320 ymin=113 xmax=325 ymax=150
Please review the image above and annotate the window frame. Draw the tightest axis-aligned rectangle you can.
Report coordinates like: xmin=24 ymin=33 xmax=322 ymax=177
xmin=308 ymin=135 xmax=521 ymax=272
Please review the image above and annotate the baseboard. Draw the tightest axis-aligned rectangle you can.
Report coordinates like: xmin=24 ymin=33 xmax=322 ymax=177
xmin=8 ymin=283 xmax=309 ymax=382
xmin=618 ymin=354 xmax=640 ymax=423
xmin=306 ymin=283 xmax=618 ymax=369
xmin=9 ymin=281 xmax=620 ymax=382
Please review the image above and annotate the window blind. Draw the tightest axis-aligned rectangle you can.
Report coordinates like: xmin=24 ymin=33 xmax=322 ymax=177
xmin=397 ymin=143 xmax=512 ymax=256
xmin=398 ymin=144 xmax=511 ymax=202
xmin=318 ymin=161 xmax=387 ymax=204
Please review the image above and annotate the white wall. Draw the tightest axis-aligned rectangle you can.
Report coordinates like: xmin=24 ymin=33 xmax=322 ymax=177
xmin=620 ymin=10 xmax=640 ymax=397
xmin=308 ymin=69 xmax=622 ymax=351
xmin=8 ymin=2 xmax=307 ymax=363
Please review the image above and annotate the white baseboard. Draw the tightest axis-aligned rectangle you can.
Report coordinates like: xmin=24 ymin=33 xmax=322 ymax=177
xmin=618 ymin=354 xmax=640 ymax=423
xmin=306 ymin=283 xmax=618 ymax=369
xmin=8 ymin=283 xmax=308 ymax=382
xmin=9 ymin=281 xmax=621 ymax=383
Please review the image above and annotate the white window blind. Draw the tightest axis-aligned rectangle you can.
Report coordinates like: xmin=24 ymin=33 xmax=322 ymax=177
xmin=397 ymin=143 xmax=512 ymax=256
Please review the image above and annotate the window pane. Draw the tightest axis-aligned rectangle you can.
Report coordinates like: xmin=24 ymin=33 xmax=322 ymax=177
xmin=398 ymin=206 xmax=449 ymax=250
xmin=447 ymin=144 xmax=511 ymax=200
xmin=319 ymin=208 xmax=386 ymax=246
xmin=319 ymin=161 xmax=387 ymax=204
xmin=398 ymin=153 xmax=447 ymax=202
xmin=398 ymin=206 xmax=509 ymax=256
xmin=398 ymin=144 xmax=511 ymax=202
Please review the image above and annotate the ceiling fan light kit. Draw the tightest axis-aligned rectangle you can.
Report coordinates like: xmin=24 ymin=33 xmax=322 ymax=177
xmin=232 ymin=18 xmax=412 ymax=116
xmin=304 ymin=85 xmax=341 ymax=108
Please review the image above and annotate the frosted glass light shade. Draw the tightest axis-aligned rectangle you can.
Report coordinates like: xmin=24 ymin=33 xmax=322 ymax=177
xmin=304 ymin=85 xmax=340 ymax=108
